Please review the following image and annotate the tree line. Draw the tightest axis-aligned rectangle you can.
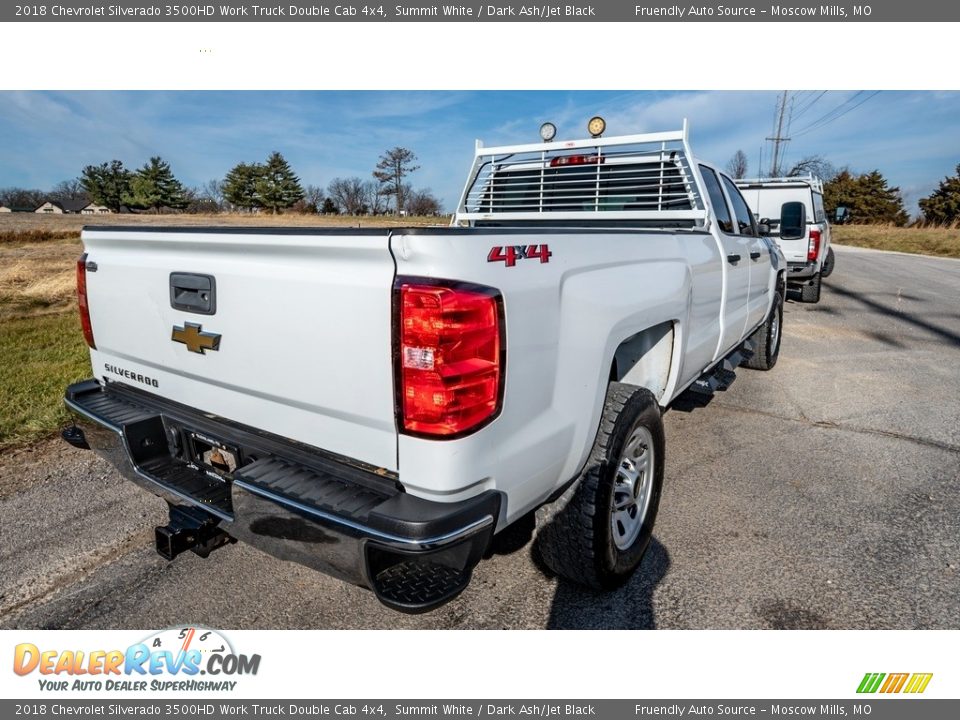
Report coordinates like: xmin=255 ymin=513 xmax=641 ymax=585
xmin=725 ymin=150 xmax=960 ymax=226
xmin=0 ymin=146 xmax=441 ymax=217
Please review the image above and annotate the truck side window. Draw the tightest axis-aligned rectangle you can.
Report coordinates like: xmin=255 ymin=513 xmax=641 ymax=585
xmin=813 ymin=192 xmax=826 ymax=223
xmin=700 ymin=166 xmax=733 ymax=234
xmin=721 ymin=176 xmax=758 ymax=237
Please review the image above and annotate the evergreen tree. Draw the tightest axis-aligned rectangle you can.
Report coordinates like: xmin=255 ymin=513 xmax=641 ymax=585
xmin=373 ymin=147 xmax=419 ymax=214
xmin=823 ymin=169 xmax=908 ymax=226
xmin=321 ymin=198 xmax=339 ymax=215
xmin=124 ymin=156 xmax=188 ymax=213
xmin=80 ymin=160 xmax=131 ymax=212
xmin=255 ymin=151 xmax=303 ymax=214
xmin=222 ymin=162 xmax=263 ymax=211
xmin=919 ymin=164 xmax=960 ymax=225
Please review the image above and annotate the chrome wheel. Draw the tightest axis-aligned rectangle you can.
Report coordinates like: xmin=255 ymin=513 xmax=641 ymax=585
xmin=611 ymin=425 xmax=655 ymax=550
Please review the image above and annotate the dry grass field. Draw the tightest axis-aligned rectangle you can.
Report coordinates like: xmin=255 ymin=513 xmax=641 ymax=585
xmin=832 ymin=224 xmax=960 ymax=258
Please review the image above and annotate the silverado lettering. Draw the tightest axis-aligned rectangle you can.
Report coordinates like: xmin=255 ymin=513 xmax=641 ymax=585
xmin=103 ymin=363 xmax=159 ymax=388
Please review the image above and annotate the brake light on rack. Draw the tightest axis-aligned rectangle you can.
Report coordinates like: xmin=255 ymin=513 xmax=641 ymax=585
xmin=395 ymin=279 xmax=504 ymax=437
xmin=76 ymin=253 xmax=96 ymax=349
xmin=807 ymin=229 xmax=822 ymax=262
xmin=549 ymin=155 xmax=605 ymax=167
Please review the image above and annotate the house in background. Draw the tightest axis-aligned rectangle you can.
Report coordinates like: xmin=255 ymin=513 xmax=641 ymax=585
xmin=33 ymin=199 xmax=116 ymax=214
xmin=80 ymin=202 xmax=112 ymax=214
xmin=34 ymin=199 xmax=94 ymax=214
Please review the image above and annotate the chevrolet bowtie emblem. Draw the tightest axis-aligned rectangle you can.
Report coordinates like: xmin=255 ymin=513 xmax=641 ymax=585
xmin=171 ymin=322 xmax=221 ymax=354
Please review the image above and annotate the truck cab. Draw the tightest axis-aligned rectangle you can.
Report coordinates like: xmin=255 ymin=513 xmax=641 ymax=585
xmin=735 ymin=175 xmax=833 ymax=302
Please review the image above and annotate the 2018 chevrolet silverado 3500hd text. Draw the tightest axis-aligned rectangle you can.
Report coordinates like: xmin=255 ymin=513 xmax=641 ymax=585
xmin=62 ymin=121 xmax=786 ymax=612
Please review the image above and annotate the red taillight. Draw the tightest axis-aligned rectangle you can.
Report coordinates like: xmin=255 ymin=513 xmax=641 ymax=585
xmin=396 ymin=280 xmax=503 ymax=437
xmin=549 ymin=154 xmax=605 ymax=167
xmin=76 ymin=253 xmax=95 ymax=349
xmin=807 ymin=229 xmax=822 ymax=262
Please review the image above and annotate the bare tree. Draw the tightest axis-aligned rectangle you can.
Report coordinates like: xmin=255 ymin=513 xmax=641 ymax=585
xmin=185 ymin=186 xmax=221 ymax=214
xmin=49 ymin=179 xmax=90 ymax=203
xmin=362 ymin=180 xmax=388 ymax=215
xmin=786 ymin=155 xmax=836 ymax=181
xmin=291 ymin=184 xmax=324 ymax=214
xmin=0 ymin=187 xmax=46 ymax=209
xmin=201 ymin=179 xmax=225 ymax=208
xmin=373 ymin=147 xmax=419 ymax=214
xmin=405 ymin=188 xmax=441 ymax=216
xmin=303 ymin=184 xmax=325 ymax=210
xmin=327 ymin=177 xmax=366 ymax=215
xmin=725 ymin=150 xmax=749 ymax=180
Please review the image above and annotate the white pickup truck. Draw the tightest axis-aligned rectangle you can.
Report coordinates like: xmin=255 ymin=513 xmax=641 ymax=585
xmin=63 ymin=121 xmax=786 ymax=612
xmin=735 ymin=175 xmax=834 ymax=303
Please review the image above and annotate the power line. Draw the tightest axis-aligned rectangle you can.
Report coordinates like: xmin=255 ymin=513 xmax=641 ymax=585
xmin=791 ymin=91 xmax=864 ymax=134
xmin=792 ymin=90 xmax=828 ymax=120
xmin=792 ymin=91 xmax=881 ymax=137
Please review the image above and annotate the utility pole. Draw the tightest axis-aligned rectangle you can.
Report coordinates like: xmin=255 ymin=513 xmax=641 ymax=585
xmin=766 ymin=91 xmax=791 ymax=177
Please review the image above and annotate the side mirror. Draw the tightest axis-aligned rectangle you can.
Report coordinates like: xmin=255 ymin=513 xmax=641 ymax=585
xmin=779 ymin=201 xmax=806 ymax=240
xmin=757 ymin=221 xmax=772 ymax=236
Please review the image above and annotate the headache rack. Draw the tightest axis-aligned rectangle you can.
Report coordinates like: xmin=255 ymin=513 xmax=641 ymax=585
xmin=735 ymin=174 xmax=824 ymax=194
xmin=453 ymin=121 xmax=707 ymax=227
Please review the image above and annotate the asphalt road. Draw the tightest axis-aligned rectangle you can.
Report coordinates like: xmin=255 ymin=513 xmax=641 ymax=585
xmin=1 ymin=244 xmax=958 ymax=629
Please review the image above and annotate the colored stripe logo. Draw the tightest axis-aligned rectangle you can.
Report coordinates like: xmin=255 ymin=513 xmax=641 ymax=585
xmin=857 ymin=672 xmax=933 ymax=694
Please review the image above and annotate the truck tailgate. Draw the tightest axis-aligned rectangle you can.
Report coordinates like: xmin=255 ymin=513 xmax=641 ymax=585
xmin=81 ymin=227 xmax=399 ymax=472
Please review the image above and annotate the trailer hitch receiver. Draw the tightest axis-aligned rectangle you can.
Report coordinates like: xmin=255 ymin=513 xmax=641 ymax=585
xmin=155 ymin=504 xmax=235 ymax=560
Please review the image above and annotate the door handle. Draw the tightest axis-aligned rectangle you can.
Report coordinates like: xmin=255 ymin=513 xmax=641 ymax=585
xmin=750 ymin=251 xmax=762 ymax=260
xmin=726 ymin=254 xmax=741 ymax=264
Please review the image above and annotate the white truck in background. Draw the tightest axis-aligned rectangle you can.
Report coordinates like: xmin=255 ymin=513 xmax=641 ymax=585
xmin=63 ymin=120 xmax=786 ymax=612
xmin=736 ymin=175 xmax=834 ymax=302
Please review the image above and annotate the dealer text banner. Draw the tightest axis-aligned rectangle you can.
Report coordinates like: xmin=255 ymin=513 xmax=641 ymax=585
xmin=4 ymin=0 xmax=960 ymax=22
xmin=2 ymin=700 xmax=960 ymax=718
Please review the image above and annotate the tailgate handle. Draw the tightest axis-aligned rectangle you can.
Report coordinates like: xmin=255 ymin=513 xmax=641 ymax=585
xmin=170 ymin=273 xmax=216 ymax=315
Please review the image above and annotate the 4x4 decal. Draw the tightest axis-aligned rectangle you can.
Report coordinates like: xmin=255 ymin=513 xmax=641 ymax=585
xmin=487 ymin=244 xmax=552 ymax=267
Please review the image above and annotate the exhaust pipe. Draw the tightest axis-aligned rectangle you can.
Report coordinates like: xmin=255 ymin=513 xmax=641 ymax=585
xmin=156 ymin=504 xmax=235 ymax=561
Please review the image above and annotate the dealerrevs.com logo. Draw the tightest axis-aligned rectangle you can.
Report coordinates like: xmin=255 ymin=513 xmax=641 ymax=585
xmin=13 ymin=627 xmax=261 ymax=693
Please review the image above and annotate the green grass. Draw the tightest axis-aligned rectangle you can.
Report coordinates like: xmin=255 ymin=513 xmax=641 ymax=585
xmin=0 ymin=313 xmax=92 ymax=449
xmin=832 ymin=225 xmax=960 ymax=258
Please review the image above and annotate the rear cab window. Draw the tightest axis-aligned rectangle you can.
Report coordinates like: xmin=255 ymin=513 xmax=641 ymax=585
xmin=699 ymin=166 xmax=734 ymax=234
xmin=812 ymin=191 xmax=826 ymax=224
xmin=721 ymin=175 xmax=758 ymax=237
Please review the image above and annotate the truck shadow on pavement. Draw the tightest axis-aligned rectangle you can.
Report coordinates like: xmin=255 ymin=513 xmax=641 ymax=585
xmin=542 ymin=538 xmax=671 ymax=630
xmin=825 ymin=282 xmax=960 ymax=346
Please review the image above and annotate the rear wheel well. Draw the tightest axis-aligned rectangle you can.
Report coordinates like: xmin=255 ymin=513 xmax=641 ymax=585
xmin=610 ymin=321 xmax=675 ymax=403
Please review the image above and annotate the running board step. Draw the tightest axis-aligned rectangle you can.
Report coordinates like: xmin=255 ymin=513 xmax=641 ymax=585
xmin=683 ymin=342 xmax=753 ymax=400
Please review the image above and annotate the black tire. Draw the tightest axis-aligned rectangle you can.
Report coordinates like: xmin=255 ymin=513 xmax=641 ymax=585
xmin=820 ymin=247 xmax=836 ymax=278
xmin=799 ymin=271 xmax=822 ymax=303
xmin=535 ymin=383 xmax=665 ymax=590
xmin=743 ymin=290 xmax=783 ymax=371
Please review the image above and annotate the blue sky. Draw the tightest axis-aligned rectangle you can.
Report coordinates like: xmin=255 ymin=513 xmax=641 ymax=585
xmin=1 ymin=90 xmax=958 ymax=214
